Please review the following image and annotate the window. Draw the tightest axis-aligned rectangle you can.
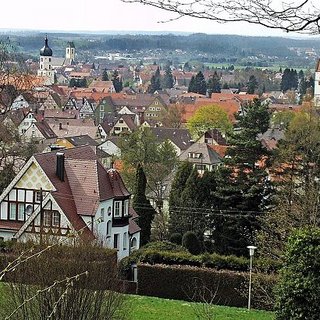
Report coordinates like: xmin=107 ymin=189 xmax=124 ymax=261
xmin=114 ymin=201 xmax=121 ymax=217
xmin=18 ymin=204 xmax=25 ymax=221
xmin=114 ymin=127 xmax=121 ymax=131
xmin=44 ymin=211 xmax=51 ymax=226
xmin=100 ymin=105 xmax=104 ymax=111
xmin=43 ymin=210 xmax=60 ymax=227
xmin=131 ymin=237 xmax=137 ymax=251
xmin=114 ymin=234 xmax=119 ymax=249
xmin=149 ymin=107 xmax=155 ymax=111
xmin=52 ymin=212 xmax=60 ymax=227
xmin=100 ymin=208 xmax=105 ymax=222
xmin=123 ymin=232 xmax=127 ymax=250
xmin=9 ymin=203 xmax=16 ymax=220
xmin=119 ymin=119 xmax=124 ymax=124
xmin=156 ymin=107 xmax=161 ymax=111
xmin=155 ymin=101 xmax=159 ymax=105
xmin=107 ymin=207 xmax=112 ymax=216
xmin=124 ymin=200 xmax=129 ymax=216
xmin=36 ymin=191 xmax=43 ymax=202
xmin=106 ymin=220 xmax=111 ymax=236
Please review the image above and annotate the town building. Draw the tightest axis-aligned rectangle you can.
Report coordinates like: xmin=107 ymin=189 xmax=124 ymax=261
xmin=0 ymin=146 xmax=140 ymax=259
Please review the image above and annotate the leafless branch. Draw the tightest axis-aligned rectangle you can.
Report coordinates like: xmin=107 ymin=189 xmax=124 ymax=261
xmin=121 ymin=0 xmax=320 ymax=34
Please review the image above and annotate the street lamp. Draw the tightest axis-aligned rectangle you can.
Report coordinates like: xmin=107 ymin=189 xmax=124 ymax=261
xmin=247 ymin=245 xmax=257 ymax=311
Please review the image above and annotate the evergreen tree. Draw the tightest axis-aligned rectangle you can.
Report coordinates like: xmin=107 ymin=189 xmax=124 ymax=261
xmin=281 ymin=68 xmax=298 ymax=92
xmin=195 ymin=71 xmax=207 ymax=95
xmin=207 ymin=71 xmax=221 ymax=95
xmin=148 ymin=67 xmax=161 ymax=93
xmin=102 ymin=69 xmax=109 ymax=81
xmin=247 ymin=75 xmax=258 ymax=94
xmin=162 ymin=64 xmax=174 ymax=89
xmin=169 ymin=162 xmax=193 ymax=235
xmin=188 ymin=76 xmax=196 ymax=93
xmin=111 ymin=70 xmax=123 ymax=93
xmin=212 ymin=99 xmax=272 ymax=256
xmin=133 ymin=164 xmax=156 ymax=246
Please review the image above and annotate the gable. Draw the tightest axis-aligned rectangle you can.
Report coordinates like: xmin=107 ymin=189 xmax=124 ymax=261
xmin=15 ymin=162 xmax=54 ymax=191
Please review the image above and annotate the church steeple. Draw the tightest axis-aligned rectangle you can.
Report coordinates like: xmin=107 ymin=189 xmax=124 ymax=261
xmin=38 ymin=35 xmax=54 ymax=85
xmin=40 ymin=35 xmax=53 ymax=57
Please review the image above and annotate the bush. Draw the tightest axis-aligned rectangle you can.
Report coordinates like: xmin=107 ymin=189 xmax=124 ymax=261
xmin=169 ymin=233 xmax=182 ymax=245
xmin=182 ymin=231 xmax=201 ymax=255
xmin=137 ymin=263 xmax=247 ymax=307
xmin=275 ymin=228 xmax=320 ymax=320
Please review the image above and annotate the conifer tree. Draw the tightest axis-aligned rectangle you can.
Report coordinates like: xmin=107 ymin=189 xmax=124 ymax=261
xmin=133 ymin=164 xmax=156 ymax=246
xmin=207 ymin=71 xmax=221 ymax=95
xmin=102 ymin=69 xmax=109 ymax=81
xmin=111 ymin=70 xmax=123 ymax=92
xmin=162 ymin=64 xmax=174 ymax=89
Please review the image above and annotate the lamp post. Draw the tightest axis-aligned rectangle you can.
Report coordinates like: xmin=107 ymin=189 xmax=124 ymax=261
xmin=247 ymin=245 xmax=257 ymax=311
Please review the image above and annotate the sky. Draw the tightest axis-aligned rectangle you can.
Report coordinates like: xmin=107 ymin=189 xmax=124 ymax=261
xmin=0 ymin=0 xmax=316 ymax=38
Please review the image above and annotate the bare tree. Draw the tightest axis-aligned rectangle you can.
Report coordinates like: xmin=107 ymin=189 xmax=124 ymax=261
xmin=122 ymin=0 xmax=320 ymax=34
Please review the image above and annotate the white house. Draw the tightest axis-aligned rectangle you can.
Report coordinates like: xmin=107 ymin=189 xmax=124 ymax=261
xmin=0 ymin=145 xmax=140 ymax=259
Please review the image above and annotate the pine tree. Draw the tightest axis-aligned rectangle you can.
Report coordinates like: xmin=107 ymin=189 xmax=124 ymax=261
xmin=207 ymin=71 xmax=221 ymax=95
xmin=111 ymin=70 xmax=123 ymax=93
xmin=162 ymin=64 xmax=174 ymax=89
xmin=247 ymin=75 xmax=258 ymax=94
xmin=148 ymin=67 xmax=161 ymax=93
xmin=102 ymin=69 xmax=109 ymax=81
xmin=169 ymin=162 xmax=193 ymax=235
xmin=133 ymin=164 xmax=156 ymax=246
xmin=195 ymin=71 xmax=207 ymax=95
xmin=188 ymin=76 xmax=196 ymax=93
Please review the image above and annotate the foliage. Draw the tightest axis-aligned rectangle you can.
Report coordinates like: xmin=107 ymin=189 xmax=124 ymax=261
xmin=133 ymin=164 xmax=156 ymax=246
xmin=149 ymin=67 xmax=161 ymax=93
xmin=275 ymin=228 xmax=320 ymax=320
xmin=119 ymin=127 xmax=178 ymax=195
xmin=0 ymin=123 xmax=37 ymax=193
xmin=0 ymin=242 xmax=128 ymax=320
xmin=102 ymin=68 xmax=109 ymax=81
xmin=69 ymin=78 xmax=87 ymax=88
xmin=169 ymin=233 xmax=182 ymax=245
xmin=280 ymin=68 xmax=298 ymax=92
xmin=182 ymin=231 xmax=202 ymax=255
xmin=271 ymin=110 xmax=295 ymax=129
xmin=111 ymin=69 xmax=123 ymax=92
xmin=247 ymin=75 xmax=258 ymax=94
xmin=207 ymin=71 xmax=221 ymax=94
xmin=258 ymin=107 xmax=320 ymax=260
xmin=162 ymin=64 xmax=174 ymax=89
xmin=188 ymin=71 xmax=207 ymax=95
xmin=186 ymin=104 xmax=232 ymax=138
xmin=160 ymin=104 xmax=184 ymax=128
xmin=137 ymin=263 xmax=248 ymax=307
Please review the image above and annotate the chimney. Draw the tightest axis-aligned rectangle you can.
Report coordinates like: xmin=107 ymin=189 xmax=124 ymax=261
xmin=56 ymin=152 xmax=65 ymax=181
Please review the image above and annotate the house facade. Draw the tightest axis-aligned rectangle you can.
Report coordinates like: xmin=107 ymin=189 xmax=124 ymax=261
xmin=0 ymin=146 xmax=140 ymax=259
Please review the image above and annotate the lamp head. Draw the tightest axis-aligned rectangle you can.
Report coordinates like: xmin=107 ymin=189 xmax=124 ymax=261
xmin=247 ymin=245 xmax=257 ymax=256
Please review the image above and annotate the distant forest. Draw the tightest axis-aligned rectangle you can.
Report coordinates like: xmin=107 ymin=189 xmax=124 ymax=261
xmin=1 ymin=32 xmax=320 ymax=67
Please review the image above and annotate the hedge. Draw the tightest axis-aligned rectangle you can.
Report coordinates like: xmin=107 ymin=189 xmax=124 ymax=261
xmin=137 ymin=263 xmax=248 ymax=307
xmin=119 ymin=242 xmax=281 ymax=279
xmin=137 ymin=263 xmax=277 ymax=310
xmin=0 ymin=242 xmax=119 ymax=291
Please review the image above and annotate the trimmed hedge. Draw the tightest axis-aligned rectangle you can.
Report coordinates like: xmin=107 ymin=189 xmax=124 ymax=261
xmin=137 ymin=263 xmax=277 ymax=310
xmin=119 ymin=242 xmax=281 ymax=279
xmin=137 ymin=263 xmax=248 ymax=307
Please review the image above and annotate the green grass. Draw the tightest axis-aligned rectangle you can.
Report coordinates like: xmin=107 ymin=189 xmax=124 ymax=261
xmin=0 ymin=282 xmax=274 ymax=319
xmin=128 ymin=295 xmax=274 ymax=320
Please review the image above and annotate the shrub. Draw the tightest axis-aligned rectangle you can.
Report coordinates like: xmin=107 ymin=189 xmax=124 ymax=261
xmin=137 ymin=263 xmax=247 ymax=307
xmin=275 ymin=228 xmax=320 ymax=320
xmin=182 ymin=231 xmax=201 ymax=255
xmin=169 ymin=233 xmax=182 ymax=245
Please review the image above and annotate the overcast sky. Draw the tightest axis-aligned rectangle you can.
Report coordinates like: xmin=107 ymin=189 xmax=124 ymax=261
xmin=0 ymin=0 xmax=316 ymax=38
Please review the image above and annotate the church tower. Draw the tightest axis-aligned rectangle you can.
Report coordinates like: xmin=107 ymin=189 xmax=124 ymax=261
xmin=37 ymin=35 xmax=54 ymax=85
xmin=65 ymin=42 xmax=75 ymax=61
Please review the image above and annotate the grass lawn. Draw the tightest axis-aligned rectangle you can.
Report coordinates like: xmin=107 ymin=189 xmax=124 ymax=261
xmin=0 ymin=282 xmax=274 ymax=319
xmin=128 ymin=295 xmax=275 ymax=320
